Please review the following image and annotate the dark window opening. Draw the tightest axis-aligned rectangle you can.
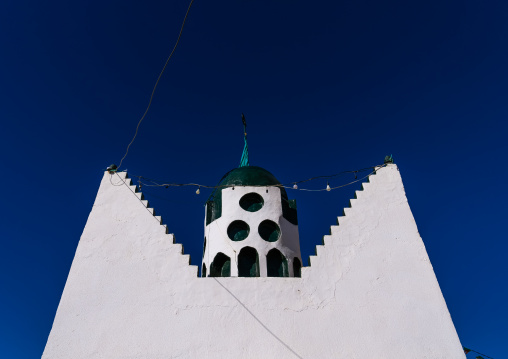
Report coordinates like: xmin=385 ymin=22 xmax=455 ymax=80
xmin=281 ymin=195 xmax=298 ymax=225
xmin=239 ymin=193 xmax=264 ymax=212
xmin=293 ymin=257 xmax=302 ymax=278
xmin=267 ymin=249 xmax=288 ymax=277
xmin=202 ymin=263 xmax=207 ymax=277
xmin=227 ymin=220 xmax=250 ymax=241
xmin=238 ymin=247 xmax=260 ymax=277
xmin=210 ymin=253 xmax=231 ymax=277
xmin=258 ymin=220 xmax=281 ymax=242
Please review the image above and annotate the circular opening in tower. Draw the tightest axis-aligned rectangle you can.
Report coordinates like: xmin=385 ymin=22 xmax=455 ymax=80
xmin=258 ymin=220 xmax=281 ymax=242
xmin=227 ymin=220 xmax=250 ymax=241
xmin=239 ymin=193 xmax=264 ymax=212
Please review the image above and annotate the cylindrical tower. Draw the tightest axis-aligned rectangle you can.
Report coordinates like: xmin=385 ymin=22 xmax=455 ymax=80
xmin=202 ymin=166 xmax=302 ymax=278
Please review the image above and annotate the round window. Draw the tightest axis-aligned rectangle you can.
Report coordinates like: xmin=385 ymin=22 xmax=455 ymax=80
xmin=227 ymin=220 xmax=250 ymax=241
xmin=239 ymin=193 xmax=264 ymax=212
xmin=258 ymin=220 xmax=281 ymax=242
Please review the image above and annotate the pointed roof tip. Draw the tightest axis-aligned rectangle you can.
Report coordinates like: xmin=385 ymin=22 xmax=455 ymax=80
xmin=384 ymin=154 xmax=394 ymax=164
xmin=107 ymin=164 xmax=118 ymax=174
xmin=239 ymin=113 xmax=249 ymax=167
xmin=239 ymin=138 xmax=249 ymax=167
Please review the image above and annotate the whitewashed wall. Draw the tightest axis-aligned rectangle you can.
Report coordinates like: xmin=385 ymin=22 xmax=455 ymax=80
xmin=42 ymin=165 xmax=465 ymax=359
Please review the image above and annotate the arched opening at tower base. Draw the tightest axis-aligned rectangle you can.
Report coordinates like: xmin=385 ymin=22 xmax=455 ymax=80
xmin=238 ymin=247 xmax=259 ymax=277
xmin=267 ymin=248 xmax=288 ymax=277
xmin=210 ymin=253 xmax=230 ymax=277
xmin=293 ymin=257 xmax=302 ymax=278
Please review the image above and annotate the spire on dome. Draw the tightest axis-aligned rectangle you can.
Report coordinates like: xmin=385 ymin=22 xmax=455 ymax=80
xmin=239 ymin=113 xmax=249 ymax=167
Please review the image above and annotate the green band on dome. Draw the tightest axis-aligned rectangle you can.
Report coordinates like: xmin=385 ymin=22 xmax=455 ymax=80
xmin=205 ymin=166 xmax=298 ymax=226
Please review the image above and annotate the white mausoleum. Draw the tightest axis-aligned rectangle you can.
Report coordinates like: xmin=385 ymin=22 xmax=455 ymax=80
xmin=203 ymin=166 xmax=301 ymax=278
xmin=42 ymin=163 xmax=466 ymax=358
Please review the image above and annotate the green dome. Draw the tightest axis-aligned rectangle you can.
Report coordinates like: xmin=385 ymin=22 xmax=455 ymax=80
xmin=218 ymin=166 xmax=282 ymax=188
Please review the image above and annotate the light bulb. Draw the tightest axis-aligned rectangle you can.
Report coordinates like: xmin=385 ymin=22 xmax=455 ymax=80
xmin=326 ymin=183 xmax=331 ymax=191
xmin=196 ymin=187 xmax=200 ymax=195
xmin=293 ymin=183 xmax=298 ymax=190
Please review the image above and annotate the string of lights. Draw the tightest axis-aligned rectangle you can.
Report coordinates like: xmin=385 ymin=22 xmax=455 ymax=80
xmin=128 ymin=163 xmax=387 ymax=195
xmin=281 ymin=167 xmax=381 ymax=192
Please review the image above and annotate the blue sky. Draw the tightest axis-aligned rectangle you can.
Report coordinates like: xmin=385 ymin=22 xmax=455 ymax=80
xmin=1 ymin=0 xmax=506 ymax=357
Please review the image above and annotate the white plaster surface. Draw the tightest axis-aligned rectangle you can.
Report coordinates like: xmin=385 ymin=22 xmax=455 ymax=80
xmin=204 ymin=185 xmax=301 ymax=277
xmin=42 ymin=165 xmax=465 ymax=359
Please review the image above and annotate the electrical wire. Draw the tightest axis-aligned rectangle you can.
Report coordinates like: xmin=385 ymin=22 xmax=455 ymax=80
xmin=289 ymin=165 xmax=378 ymax=185
xmin=465 ymin=347 xmax=495 ymax=359
xmin=117 ymin=0 xmax=196 ymax=170
xmin=113 ymin=172 xmax=163 ymax=225
xmin=130 ymin=163 xmax=386 ymax=193
xmin=109 ymin=174 xmax=125 ymax=186
xmin=280 ymin=166 xmax=383 ymax=192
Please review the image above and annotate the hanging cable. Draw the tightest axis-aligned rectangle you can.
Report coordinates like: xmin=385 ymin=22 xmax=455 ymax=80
xmin=279 ymin=166 xmax=382 ymax=192
xmin=463 ymin=347 xmax=495 ymax=359
xmin=113 ymin=173 xmax=164 ymax=225
xmin=124 ymin=164 xmax=387 ymax=209
xmin=117 ymin=0 xmax=196 ymax=170
xmin=129 ymin=163 xmax=386 ymax=192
